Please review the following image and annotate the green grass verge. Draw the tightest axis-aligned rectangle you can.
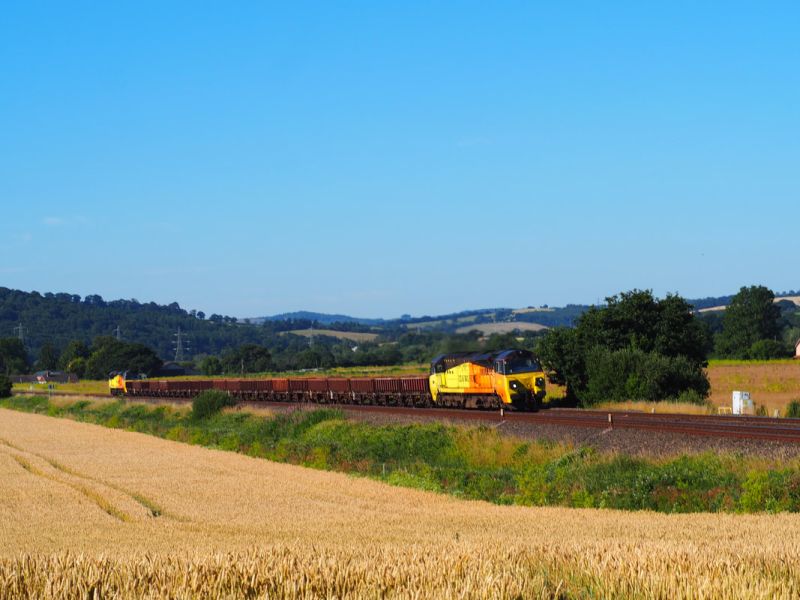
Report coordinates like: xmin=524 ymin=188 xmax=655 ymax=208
xmin=3 ymin=395 xmax=800 ymax=513
xmin=707 ymin=359 xmax=799 ymax=367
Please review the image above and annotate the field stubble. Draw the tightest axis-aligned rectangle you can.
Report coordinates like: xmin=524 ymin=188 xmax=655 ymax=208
xmin=707 ymin=361 xmax=800 ymax=415
xmin=1 ymin=409 xmax=800 ymax=598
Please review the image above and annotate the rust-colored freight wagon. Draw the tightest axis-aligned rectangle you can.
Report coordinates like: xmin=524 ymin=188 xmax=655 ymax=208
xmin=288 ymin=379 xmax=309 ymax=393
xmin=349 ymin=378 xmax=376 ymax=394
xmin=307 ymin=378 xmax=329 ymax=393
xmin=328 ymin=378 xmax=351 ymax=394
xmin=165 ymin=380 xmax=192 ymax=397
xmin=374 ymin=378 xmax=402 ymax=393
xmin=239 ymin=379 xmax=270 ymax=392
xmin=400 ymin=377 xmax=428 ymax=394
xmin=214 ymin=379 xmax=242 ymax=394
xmin=113 ymin=373 xmax=434 ymax=407
xmin=271 ymin=378 xmax=289 ymax=393
xmin=125 ymin=380 xmax=147 ymax=396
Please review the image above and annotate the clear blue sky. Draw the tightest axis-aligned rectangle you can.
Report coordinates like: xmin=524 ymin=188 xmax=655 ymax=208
xmin=2 ymin=2 xmax=798 ymax=319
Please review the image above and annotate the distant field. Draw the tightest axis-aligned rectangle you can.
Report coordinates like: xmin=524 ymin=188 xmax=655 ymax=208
xmin=285 ymin=328 xmax=378 ymax=342
xmin=707 ymin=360 xmax=800 ymax=415
xmin=698 ymin=296 xmax=800 ymax=313
xmin=592 ymin=362 xmax=800 ymax=415
xmin=511 ymin=307 xmax=555 ymax=315
xmin=413 ymin=314 xmax=481 ymax=328
xmin=2 ymin=409 xmax=800 ymax=597
xmin=455 ymin=322 xmax=549 ymax=335
xmin=13 ymin=380 xmax=108 ymax=395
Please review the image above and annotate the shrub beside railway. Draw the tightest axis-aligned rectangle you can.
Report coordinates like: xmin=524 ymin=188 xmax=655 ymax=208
xmin=191 ymin=390 xmax=236 ymax=420
xmin=4 ymin=395 xmax=800 ymax=513
xmin=0 ymin=375 xmax=11 ymax=399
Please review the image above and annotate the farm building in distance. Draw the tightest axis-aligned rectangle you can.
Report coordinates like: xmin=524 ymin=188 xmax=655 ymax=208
xmin=796 ymin=339 xmax=800 ymax=359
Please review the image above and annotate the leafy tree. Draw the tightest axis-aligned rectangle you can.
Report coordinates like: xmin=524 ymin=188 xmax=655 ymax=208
xmin=536 ymin=327 xmax=586 ymax=399
xmin=0 ymin=338 xmax=29 ymax=374
xmin=0 ymin=374 xmax=11 ymax=398
xmin=37 ymin=342 xmax=60 ymax=371
xmin=220 ymin=344 xmax=273 ymax=374
xmin=583 ymin=347 xmax=710 ymax=404
xmin=67 ymin=357 xmax=88 ymax=379
xmin=199 ymin=355 xmax=223 ymax=376
xmin=483 ymin=333 xmax=520 ymax=351
xmin=715 ymin=286 xmax=782 ymax=358
xmin=58 ymin=341 xmax=90 ymax=372
xmin=537 ymin=290 xmax=710 ymax=403
xmin=576 ymin=290 xmax=710 ymax=366
xmin=748 ymin=339 xmax=791 ymax=360
xmin=84 ymin=337 xmax=162 ymax=379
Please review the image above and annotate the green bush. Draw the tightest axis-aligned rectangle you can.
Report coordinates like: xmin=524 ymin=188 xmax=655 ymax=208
xmin=785 ymin=400 xmax=800 ymax=419
xmin=739 ymin=469 xmax=800 ymax=512
xmin=583 ymin=347 xmax=710 ymax=404
xmin=675 ymin=388 xmax=710 ymax=406
xmin=748 ymin=339 xmax=791 ymax=360
xmin=0 ymin=375 xmax=11 ymax=398
xmin=191 ymin=390 xmax=236 ymax=420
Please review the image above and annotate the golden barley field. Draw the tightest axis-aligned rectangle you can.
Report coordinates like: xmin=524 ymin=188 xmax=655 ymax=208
xmin=2 ymin=408 xmax=800 ymax=598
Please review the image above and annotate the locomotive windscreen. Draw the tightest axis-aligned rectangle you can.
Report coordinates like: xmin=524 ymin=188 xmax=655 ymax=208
xmin=503 ymin=354 xmax=541 ymax=374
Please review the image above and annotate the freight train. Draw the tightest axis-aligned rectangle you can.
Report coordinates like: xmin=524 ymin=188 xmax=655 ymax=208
xmin=109 ymin=348 xmax=546 ymax=411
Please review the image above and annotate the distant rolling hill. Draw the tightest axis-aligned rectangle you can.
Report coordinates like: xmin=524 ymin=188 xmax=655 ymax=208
xmin=283 ymin=329 xmax=379 ymax=343
xmin=696 ymin=295 xmax=800 ymax=313
xmin=455 ymin=322 xmax=549 ymax=335
xmin=253 ymin=304 xmax=590 ymax=332
xmin=249 ymin=311 xmax=385 ymax=326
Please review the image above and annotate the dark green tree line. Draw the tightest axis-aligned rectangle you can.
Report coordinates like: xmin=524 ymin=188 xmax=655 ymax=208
xmin=537 ymin=290 xmax=712 ymax=404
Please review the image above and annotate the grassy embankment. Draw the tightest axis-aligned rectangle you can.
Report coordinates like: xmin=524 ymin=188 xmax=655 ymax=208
xmin=3 ymin=394 xmax=800 ymax=513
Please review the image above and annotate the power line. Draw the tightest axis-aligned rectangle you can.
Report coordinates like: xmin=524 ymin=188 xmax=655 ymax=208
xmin=173 ymin=327 xmax=191 ymax=362
xmin=12 ymin=322 xmax=26 ymax=345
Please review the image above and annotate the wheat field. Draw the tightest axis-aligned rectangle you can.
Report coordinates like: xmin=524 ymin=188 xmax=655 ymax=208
xmin=2 ymin=408 xmax=800 ymax=598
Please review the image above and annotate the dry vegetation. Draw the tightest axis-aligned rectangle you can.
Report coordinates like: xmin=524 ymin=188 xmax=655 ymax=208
xmin=589 ymin=399 xmax=713 ymax=415
xmin=697 ymin=296 xmax=800 ymax=313
xmin=285 ymin=328 xmax=379 ymax=343
xmin=707 ymin=361 xmax=800 ymax=415
xmin=455 ymin=322 xmax=549 ymax=335
xmin=2 ymin=409 xmax=800 ymax=598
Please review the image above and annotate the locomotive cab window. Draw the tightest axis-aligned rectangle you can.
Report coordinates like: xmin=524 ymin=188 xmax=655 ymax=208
xmin=494 ymin=361 xmax=505 ymax=374
xmin=504 ymin=355 xmax=541 ymax=374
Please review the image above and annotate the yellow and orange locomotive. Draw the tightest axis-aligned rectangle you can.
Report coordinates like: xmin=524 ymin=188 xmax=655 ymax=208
xmin=428 ymin=349 xmax=546 ymax=410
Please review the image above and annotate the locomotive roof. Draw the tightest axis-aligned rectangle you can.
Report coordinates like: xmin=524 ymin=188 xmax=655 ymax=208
xmin=430 ymin=348 xmax=534 ymax=371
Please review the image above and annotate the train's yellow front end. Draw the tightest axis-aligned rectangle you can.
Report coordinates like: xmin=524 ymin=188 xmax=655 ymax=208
xmin=108 ymin=372 xmax=126 ymax=396
xmin=428 ymin=349 xmax=545 ymax=410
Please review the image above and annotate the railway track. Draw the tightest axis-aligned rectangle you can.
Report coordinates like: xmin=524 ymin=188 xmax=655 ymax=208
xmin=11 ymin=390 xmax=800 ymax=443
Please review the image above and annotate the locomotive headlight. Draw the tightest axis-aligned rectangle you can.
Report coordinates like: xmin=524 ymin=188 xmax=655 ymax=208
xmin=509 ymin=381 xmax=520 ymax=390
xmin=535 ymin=377 xmax=545 ymax=388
